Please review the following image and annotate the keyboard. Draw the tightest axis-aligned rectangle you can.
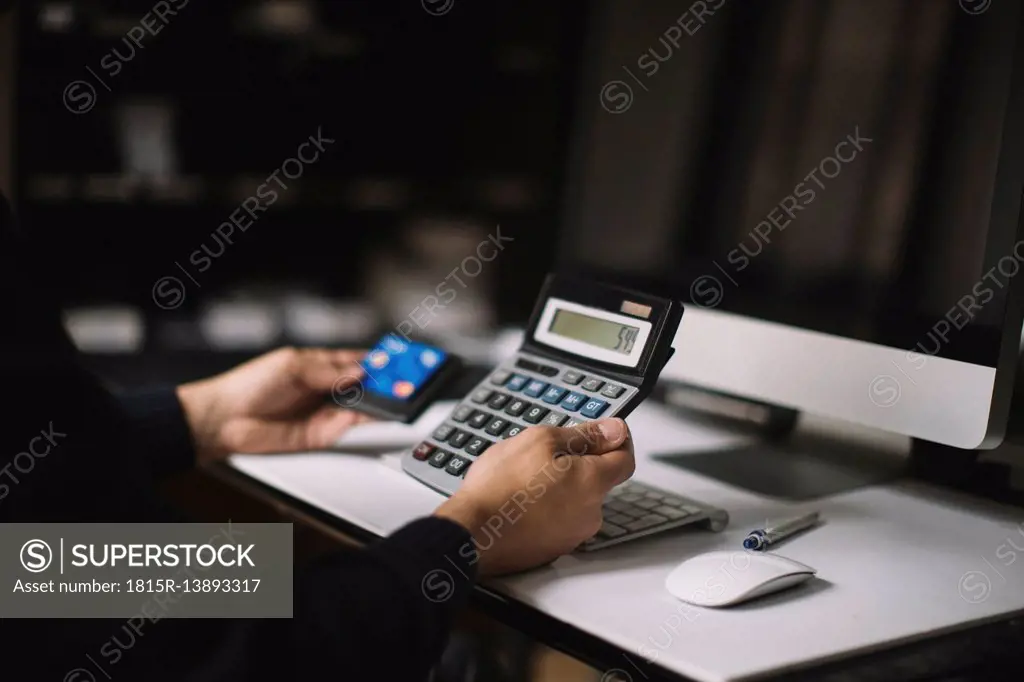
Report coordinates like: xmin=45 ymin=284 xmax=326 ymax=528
xmin=402 ymin=350 xmax=729 ymax=550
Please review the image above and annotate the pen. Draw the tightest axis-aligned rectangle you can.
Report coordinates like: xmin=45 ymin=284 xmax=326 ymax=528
xmin=743 ymin=512 xmax=820 ymax=551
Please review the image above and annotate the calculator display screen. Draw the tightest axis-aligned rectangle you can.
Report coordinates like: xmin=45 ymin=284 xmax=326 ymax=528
xmin=548 ymin=309 xmax=640 ymax=355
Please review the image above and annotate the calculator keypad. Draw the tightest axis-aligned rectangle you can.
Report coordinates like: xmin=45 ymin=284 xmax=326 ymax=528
xmin=408 ymin=352 xmax=637 ymax=492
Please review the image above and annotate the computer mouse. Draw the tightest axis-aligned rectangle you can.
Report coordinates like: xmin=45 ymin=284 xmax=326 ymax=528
xmin=665 ymin=550 xmax=816 ymax=608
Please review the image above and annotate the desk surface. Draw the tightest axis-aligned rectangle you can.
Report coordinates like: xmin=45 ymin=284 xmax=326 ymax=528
xmin=230 ymin=401 xmax=1024 ymax=682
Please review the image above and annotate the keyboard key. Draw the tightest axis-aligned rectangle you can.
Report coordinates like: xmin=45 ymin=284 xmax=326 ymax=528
xmin=465 ymin=437 xmax=492 ymax=456
xmin=601 ymin=384 xmax=626 ymax=399
xmin=541 ymin=411 xmax=567 ymax=427
xmin=523 ymin=405 xmax=550 ymax=424
xmin=541 ymin=386 xmax=568 ymax=404
xmin=445 ymin=456 xmax=470 ymax=476
xmin=598 ymin=522 xmax=628 ymax=538
xmin=484 ymin=417 xmax=510 ymax=436
xmin=506 ymin=374 xmax=529 ymax=391
xmin=620 ymin=493 xmax=643 ymax=503
xmin=581 ymin=377 xmax=605 ymax=392
xmin=624 ymin=514 xmax=669 ymax=531
xmin=431 ymin=424 xmax=455 ymax=441
xmin=451 ymin=405 xmax=475 ymax=423
xmin=471 ymin=388 xmax=494 ymax=404
xmin=447 ymin=430 xmax=471 ymax=448
xmin=635 ymin=498 xmax=660 ymax=510
xmin=654 ymin=505 xmax=692 ymax=520
xmin=562 ymin=369 xmax=585 ymax=385
xmin=468 ymin=411 xmax=491 ymax=429
xmin=581 ymin=398 xmax=609 ymax=418
xmin=412 ymin=442 xmax=435 ymax=460
xmin=606 ymin=513 xmax=634 ymax=526
xmin=561 ymin=392 xmax=587 ymax=411
xmin=523 ymin=380 xmax=549 ymax=398
xmin=487 ymin=393 xmax=511 ymax=410
xmin=504 ymin=399 xmax=529 ymax=417
xmin=427 ymin=450 xmax=452 ymax=468
xmin=606 ymin=500 xmax=635 ymax=514
xmin=490 ymin=370 xmax=512 ymax=386
xmin=516 ymin=358 xmax=559 ymax=376
xmin=503 ymin=423 xmax=526 ymax=439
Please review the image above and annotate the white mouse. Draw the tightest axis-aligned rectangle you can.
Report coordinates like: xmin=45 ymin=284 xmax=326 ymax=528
xmin=665 ymin=550 xmax=816 ymax=607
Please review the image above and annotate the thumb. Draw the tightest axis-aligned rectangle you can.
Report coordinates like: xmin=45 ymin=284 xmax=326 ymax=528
xmin=558 ymin=418 xmax=629 ymax=456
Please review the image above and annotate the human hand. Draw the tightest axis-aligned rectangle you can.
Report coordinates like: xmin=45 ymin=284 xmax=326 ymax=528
xmin=176 ymin=347 xmax=373 ymax=463
xmin=434 ymin=418 xmax=634 ymax=576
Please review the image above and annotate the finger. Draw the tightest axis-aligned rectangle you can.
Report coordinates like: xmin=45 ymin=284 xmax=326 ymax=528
xmin=586 ymin=444 xmax=636 ymax=490
xmin=227 ymin=407 xmax=374 ymax=454
xmin=293 ymin=348 xmax=365 ymax=394
xmin=556 ymin=418 xmax=629 ymax=456
xmin=303 ymin=406 xmax=375 ymax=449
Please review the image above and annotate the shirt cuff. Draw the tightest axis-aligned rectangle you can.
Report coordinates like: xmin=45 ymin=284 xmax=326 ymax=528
xmin=116 ymin=387 xmax=198 ymax=477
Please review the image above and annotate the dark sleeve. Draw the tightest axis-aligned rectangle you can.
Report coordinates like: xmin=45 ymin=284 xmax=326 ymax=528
xmin=193 ymin=516 xmax=480 ymax=681
xmin=115 ymin=387 xmax=198 ymax=477
xmin=280 ymin=516 xmax=480 ymax=681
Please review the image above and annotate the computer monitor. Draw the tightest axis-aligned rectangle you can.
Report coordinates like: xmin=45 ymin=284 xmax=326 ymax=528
xmin=561 ymin=0 xmax=1024 ymax=450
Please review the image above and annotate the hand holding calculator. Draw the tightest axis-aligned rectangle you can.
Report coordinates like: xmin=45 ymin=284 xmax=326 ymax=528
xmin=402 ymin=274 xmax=729 ymax=551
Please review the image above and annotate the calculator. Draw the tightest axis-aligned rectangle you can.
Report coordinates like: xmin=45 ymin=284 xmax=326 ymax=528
xmin=402 ymin=273 xmax=729 ymax=550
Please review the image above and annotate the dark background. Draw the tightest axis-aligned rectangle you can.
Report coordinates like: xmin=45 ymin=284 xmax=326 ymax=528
xmin=4 ymin=0 xmax=591 ymax=385
xmin=2 ymin=0 xmax=1022 ymax=386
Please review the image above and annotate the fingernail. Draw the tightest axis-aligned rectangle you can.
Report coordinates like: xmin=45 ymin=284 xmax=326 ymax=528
xmin=598 ymin=418 xmax=625 ymax=442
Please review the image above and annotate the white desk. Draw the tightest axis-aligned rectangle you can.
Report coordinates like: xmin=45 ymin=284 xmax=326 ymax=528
xmin=230 ymin=401 xmax=1024 ymax=682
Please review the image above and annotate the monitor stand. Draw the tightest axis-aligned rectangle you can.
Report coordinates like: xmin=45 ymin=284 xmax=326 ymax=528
xmin=649 ymin=389 xmax=908 ymax=501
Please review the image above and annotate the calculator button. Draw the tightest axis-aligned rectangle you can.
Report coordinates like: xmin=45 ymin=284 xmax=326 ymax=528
xmin=523 ymin=405 xmax=550 ymax=424
xmin=562 ymin=369 xmax=585 ymax=385
xmin=541 ymin=386 xmax=568 ymax=404
xmin=451 ymin=405 xmax=475 ymax=422
xmin=503 ymin=423 xmax=526 ymax=439
xmin=427 ymin=449 xmax=453 ymax=468
xmin=489 ymin=370 xmax=512 ymax=386
xmin=505 ymin=374 xmax=529 ymax=391
xmin=523 ymin=380 xmax=549 ymax=398
xmin=541 ymin=411 xmax=567 ymax=427
xmin=485 ymin=417 xmax=510 ymax=436
xmin=445 ymin=455 xmax=471 ymax=476
xmin=515 ymin=358 xmax=559 ymax=377
xmin=561 ymin=392 xmax=587 ymax=412
xmin=487 ymin=393 xmax=511 ymax=410
xmin=468 ymin=411 xmax=491 ymax=429
xmin=471 ymin=388 xmax=494 ymax=404
xmin=504 ymin=399 xmax=529 ymax=417
xmin=465 ymin=437 xmax=492 ymax=456
xmin=564 ymin=417 xmax=584 ymax=427
xmin=431 ymin=424 xmax=456 ymax=441
xmin=581 ymin=378 xmax=605 ymax=392
xmin=412 ymin=442 xmax=436 ymax=460
xmin=581 ymin=398 xmax=609 ymax=418
xmin=601 ymin=384 xmax=626 ymax=399
xmin=447 ymin=430 xmax=471 ymax=448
